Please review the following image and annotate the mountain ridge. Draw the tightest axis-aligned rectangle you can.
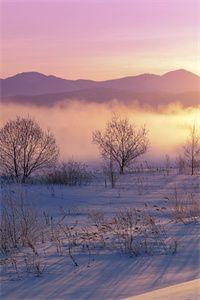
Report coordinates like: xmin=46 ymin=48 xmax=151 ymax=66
xmin=2 ymin=68 xmax=199 ymax=81
xmin=1 ymin=69 xmax=199 ymax=107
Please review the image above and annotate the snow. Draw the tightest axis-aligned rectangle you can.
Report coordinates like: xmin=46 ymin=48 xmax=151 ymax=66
xmin=1 ymin=172 xmax=200 ymax=299
xmin=127 ymin=278 xmax=200 ymax=300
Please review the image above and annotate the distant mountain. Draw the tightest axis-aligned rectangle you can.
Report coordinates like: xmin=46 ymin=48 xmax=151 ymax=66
xmin=1 ymin=69 xmax=200 ymax=107
xmin=101 ymin=69 xmax=200 ymax=93
xmin=0 ymin=72 xmax=97 ymax=96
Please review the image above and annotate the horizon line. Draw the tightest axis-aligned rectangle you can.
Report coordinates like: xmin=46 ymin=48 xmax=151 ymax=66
xmin=1 ymin=68 xmax=199 ymax=81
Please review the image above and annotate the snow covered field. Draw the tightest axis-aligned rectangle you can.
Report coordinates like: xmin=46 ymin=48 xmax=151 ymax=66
xmin=127 ymin=278 xmax=200 ymax=300
xmin=1 ymin=171 xmax=199 ymax=299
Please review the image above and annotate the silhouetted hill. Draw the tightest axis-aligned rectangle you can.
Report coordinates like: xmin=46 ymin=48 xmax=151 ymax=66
xmin=1 ymin=72 xmax=97 ymax=96
xmin=1 ymin=69 xmax=199 ymax=107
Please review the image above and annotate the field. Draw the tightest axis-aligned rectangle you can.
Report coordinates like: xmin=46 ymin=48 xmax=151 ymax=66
xmin=0 ymin=170 xmax=200 ymax=299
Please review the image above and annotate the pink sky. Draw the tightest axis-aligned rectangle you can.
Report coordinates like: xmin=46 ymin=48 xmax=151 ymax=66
xmin=1 ymin=0 xmax=200 ymax=80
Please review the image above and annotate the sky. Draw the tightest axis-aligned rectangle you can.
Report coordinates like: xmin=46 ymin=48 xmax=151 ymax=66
xmin=1 ymin=0 xmax=200 ymax=80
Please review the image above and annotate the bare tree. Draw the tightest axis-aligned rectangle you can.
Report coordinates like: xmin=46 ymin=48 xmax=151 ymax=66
xmin=183 ymin=123 xmax=200 ymax=175
xmin=0 ymin=116 xmax=59 ymax=182
xmin=102 ymin=155 xmax=118 ymax=188
xmin=93 ymin=115 xmax=149 ymax=174
xmin=176 ymin=155 xmax=186 ymax=175
xmin=164 ymin=154 xmax=171 ymax=176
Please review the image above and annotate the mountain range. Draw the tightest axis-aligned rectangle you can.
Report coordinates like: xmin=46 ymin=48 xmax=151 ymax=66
xmin=1 ymin=69 xmax=199 ymax=107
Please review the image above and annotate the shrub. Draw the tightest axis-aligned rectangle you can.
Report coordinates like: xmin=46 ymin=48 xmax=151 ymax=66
xmin=166 ymin=187 xmax=200 ymax=224
xmin=44 ymin=160 xmax=93 ymax=186
xmin=0 ymin=190 xmax=44 ymax=255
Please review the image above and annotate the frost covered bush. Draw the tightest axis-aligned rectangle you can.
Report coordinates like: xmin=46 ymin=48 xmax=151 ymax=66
xmin=110 ymin=208 xmax=177 ymax=256
xmin=24 ymin=253 xmax=47 ymax=276
xmin=87 ymin=208 xmax=177 ymax=257
xmin=44 ymin=160 xmax=93 ymax=186
xmin=0 ymin=191 xmax=178 ymax=280
xmin=166 ymin=187 xmax=200 ymax=224
xmin=0 ymin=190 xmax=49 ymax=278
xmin=0 ymin=191 xmax=44 ymax=255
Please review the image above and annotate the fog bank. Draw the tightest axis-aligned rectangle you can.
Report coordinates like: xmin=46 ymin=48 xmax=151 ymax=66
xmin=0 ymin=101 xmax=199 ymax=162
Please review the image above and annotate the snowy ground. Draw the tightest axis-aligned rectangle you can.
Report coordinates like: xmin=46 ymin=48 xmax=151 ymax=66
xmin=127 ymin=278 xmax=200 ymax=300
xmin=0 ymin=171 xmax=200 ymax=299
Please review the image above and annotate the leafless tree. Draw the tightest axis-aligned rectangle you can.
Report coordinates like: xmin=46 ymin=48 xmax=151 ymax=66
xmin=93 ymin=115 xmax=149 ymax=174
xmin=183 ymin=124 xmax=200 ymax=175
xmin=102 ymin=155 xmax=118 ymax=188
xmin=0 ymin=116 xmax=59 ymax=182
xmin=176 ymin=155 xmax=186 ymax=175
xmin=164 ymin=154 xmax=171 ymax=176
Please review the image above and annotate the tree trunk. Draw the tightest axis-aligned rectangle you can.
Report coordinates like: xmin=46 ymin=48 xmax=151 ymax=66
xmin=191 ymin=153 xmax=194 ymax=175
xmin=119 ymin=165 xmax=124 ymax=174
xmin=21 ymin=175 xmax=28 ymax=183
xmin=191 ymin=161 xmax=194 ymax=175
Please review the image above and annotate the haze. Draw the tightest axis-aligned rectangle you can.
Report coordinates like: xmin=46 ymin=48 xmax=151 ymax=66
xmin=1 ymin=101 xmax=199 ymax=162
xmin=1 ymin=0 xmax=199 ymax=164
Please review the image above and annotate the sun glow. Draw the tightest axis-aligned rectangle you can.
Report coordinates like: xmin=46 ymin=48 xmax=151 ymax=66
xmin=1 ymin=102 xmax=199 ymax=162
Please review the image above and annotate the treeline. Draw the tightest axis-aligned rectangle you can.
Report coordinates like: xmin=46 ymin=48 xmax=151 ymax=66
xmin=0 ymin=115 xmax=199 ymax=185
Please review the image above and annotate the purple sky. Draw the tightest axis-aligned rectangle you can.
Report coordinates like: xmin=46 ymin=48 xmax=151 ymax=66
xmin=1 ymin=0 xmax=200 ymax=79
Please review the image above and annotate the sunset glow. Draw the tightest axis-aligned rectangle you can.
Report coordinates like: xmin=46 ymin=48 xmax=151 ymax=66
xmin=1 ymin=0 xmax=200 ymax=80
xmin=1 ymin=1 xmax=200 ymax=298
xmin=0 ymin=102 xmax=199 ymax=161
xmin=1 ymin=0 xmax=199 ymax=163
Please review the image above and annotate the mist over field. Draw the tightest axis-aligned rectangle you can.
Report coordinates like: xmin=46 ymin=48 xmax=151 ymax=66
xmin=1 ymin=1 xmax=200 ymax=299
xmin=1 ymin=100 xmax=199 ymax=162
